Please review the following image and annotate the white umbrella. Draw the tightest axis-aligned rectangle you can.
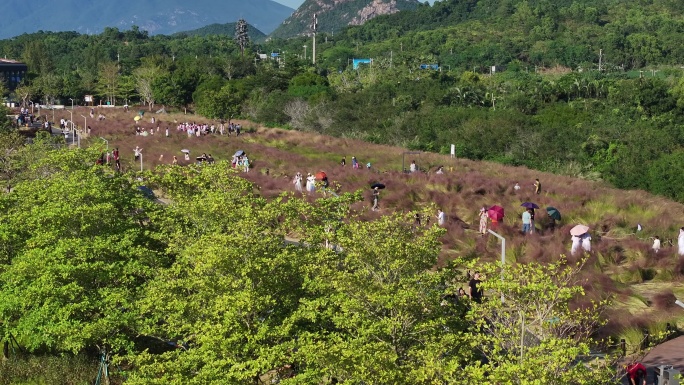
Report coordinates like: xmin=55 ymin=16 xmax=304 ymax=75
xmin=570 ymin=224 xmax=590 ymax=236
xmin=181 ymin=149 xmax=190 ymax=154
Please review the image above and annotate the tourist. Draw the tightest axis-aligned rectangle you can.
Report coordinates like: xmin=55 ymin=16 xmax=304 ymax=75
xmin=652 ymin=236 xmax=661 ymax=253
xmin=571 ymin=235 xmax=581 ymax=255
xmin=522 ymin=209 xmax=532 ymax=234
xmin=371 ymin=187 xmax=380 ymax=211
xmin=581 ymin=232 xmax=592 ymax=252
xmin=437 ymin=209 xmax=445 ymax=226
xmin=479 ymin=207 xmax=488 ymax=235
xmin=626 ymin=361 xmax=647 ymax=385
xmin=678 ymin=227 xmax=684 ymax=256
xmin=306 ymin=173 xmax=316 ymax=193
xmin=534 ymin=178 xmax=542 ymax=194
xmin=293 ymin=172 xmax=303 ymax=193
xmin=468 ymin=272 xmax=483 ymax=303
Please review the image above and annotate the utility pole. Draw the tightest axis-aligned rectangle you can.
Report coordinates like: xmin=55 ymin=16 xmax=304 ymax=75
xmin=311 ymin=14 xmax=318 ymax=64
xmin=598 ymin=49 xmax=603 ymax=72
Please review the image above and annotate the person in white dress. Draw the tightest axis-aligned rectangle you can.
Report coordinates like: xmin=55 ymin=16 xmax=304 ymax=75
xmin=293 ymin=173 xmax=303 ymax=193
xmin=652 ymin=236 xmax=661 ymax=253
xmin=571 ymin=235 xmax=581 ymax=255
xmin=437 ymin=209 xmax=445 ymax=226
xmin=678 ymin=228 xmax=684 ymax=256
xmin=306 ymin=173 xmax=316 ymax=193
xmin=581 ymin=233 xmax=591 ymax=252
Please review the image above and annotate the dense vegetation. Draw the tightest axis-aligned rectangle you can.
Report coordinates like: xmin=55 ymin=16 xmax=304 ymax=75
xmin=0 ymin=137 xmax=620 ymax=384
xmin=2 ymin=0 xmax=684 ymax=204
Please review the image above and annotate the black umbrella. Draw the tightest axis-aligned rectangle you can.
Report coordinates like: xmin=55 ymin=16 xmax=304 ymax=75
xmin=371 ymin=183 xmax=386 ymax=189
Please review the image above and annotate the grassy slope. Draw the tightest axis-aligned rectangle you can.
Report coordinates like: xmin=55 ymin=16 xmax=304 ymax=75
xmin=60 ymin=106 xmax=684 ymax=337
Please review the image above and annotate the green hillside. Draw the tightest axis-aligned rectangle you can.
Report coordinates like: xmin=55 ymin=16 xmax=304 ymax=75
xmin=330 ymin=0 xmax=684 ymax=70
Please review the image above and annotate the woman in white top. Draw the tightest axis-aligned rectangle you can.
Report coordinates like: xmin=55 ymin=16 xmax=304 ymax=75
xmin=571 ymin=235 xmax=581 ymax=255
xmin=293 ymin=173 xmax=303 ymax=193
xmin=678 ymin=228 xmax=684 ymax=256
xmin=652 ymin=236 xmax=661 ymax=253
xmin=437 ymin=210 xmax=445 ymax=226
xmin=306 ymin=174 xmax=316 ymax=193
xmin=581 ymin=233 xmax=591 ymax=252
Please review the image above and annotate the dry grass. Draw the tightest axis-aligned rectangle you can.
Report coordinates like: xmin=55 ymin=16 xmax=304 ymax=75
xmin=70 ymin=106 xmax=684 ymax=335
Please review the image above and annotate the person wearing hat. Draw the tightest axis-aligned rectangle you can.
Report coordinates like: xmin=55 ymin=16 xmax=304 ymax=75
xmin=479 ymin=207 xmax=488 ymax=235
xmin=371 ymin=187 xmax=380 ymax=211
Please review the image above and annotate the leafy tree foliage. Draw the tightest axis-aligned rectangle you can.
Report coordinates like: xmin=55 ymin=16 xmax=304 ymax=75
xmin=0 ymin=147 xmax=168 ymax=353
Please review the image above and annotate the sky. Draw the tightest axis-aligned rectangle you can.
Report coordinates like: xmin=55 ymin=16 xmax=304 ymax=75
xmin=273 ymin=0 xmax=434 ymax=10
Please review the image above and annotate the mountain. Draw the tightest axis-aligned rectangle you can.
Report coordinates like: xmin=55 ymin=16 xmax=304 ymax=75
xmin=173 ymin=22 xmax=267 ymax=42
xmin=0 ymin=0 xmax=293 ymax=39
xmin=269 ymin=0 xmax=419 ymax=39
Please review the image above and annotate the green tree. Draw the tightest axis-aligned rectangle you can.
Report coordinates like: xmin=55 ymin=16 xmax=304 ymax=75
xmin=133 ymin=64 xmax=163 ymax=111
xmin=96 ymin=61 xmax=121 ymax=106
xmin=0 ymin=148 xmax=167 ymax=354
xmin=126 ymin=164 xmax=315 ymax=384
xmin=461 ymin=258 xmax=616 ymax=385
xmin=195 ymin=81 xmax=246 ymax=123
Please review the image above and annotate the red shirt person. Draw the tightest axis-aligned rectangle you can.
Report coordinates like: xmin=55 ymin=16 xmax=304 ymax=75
xmin=626 ymin=362 xmax=647 ymax=385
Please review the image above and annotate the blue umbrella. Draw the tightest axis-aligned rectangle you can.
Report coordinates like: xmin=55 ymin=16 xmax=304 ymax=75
xmin=234 ymin=150 xmax=245 ymax=157
xmin=521 ymin=202 xmax=540 ymax=209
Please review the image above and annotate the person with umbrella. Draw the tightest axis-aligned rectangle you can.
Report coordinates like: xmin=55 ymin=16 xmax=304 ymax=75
xmin=571 ymin=235 xmax=581 ymax=255
xmin=522 ymin=208 xmax=532 ymax=234
xmin=570 ymin=225 xmax=590 ymax=254
xmin=370 ymin=183 xmax=384 ymax=211
xmin=521 ymin=202 xmax=539 ymax=234
xmin=372 ymin=187 xmax=380 ymax=211
xmin=479 ymin=207 xmax=488 ymax=235
xmin=546 ymin=207 xmax=561 ymax=231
